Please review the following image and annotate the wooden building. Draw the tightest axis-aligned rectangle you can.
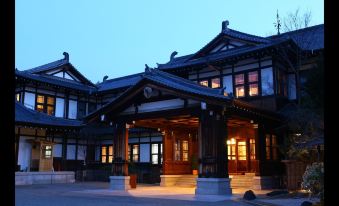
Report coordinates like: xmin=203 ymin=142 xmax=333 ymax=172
xmin=15 ymin=21 xmax=323 ymax=191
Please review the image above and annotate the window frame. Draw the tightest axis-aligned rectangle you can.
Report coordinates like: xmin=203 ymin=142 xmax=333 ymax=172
xmin=233 ymin=70 xmax=261 ymax=98
xmin=101 ymin=145 xmax=113 ymax=163
xmin=35 ymin=93 xmax=56 ymax=116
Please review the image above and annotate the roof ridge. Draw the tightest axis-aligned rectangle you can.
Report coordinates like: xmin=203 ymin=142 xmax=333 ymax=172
xmin=97 ymin=72 xmax=144 ymax=85
xmin=268 ymin=24 xmax=324 ymax=38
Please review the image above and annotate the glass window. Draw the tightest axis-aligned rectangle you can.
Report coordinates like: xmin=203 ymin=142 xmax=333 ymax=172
xmin=37 ymin=95 xmax=44 ymax=104
xmin=235 ymin=74 xmax=244 ymax=85
xmin=211 ymin=78 xmax=221 ymax=88
xmin=182 ymin=141 xmax=189 ymax=161
xmin=227 ymin=138 xmax=236 ymax=160
xmin=261 ymin=68 xmax=274 ymax=96
xmin=47 ymin=97 xmax=54 ymax=105
xmin=238 ymin=141 xmax=247 ymax=160
xmin=37 ymin=104 xmax=44 ymax=112
xmin=77 ymin=101 xmax=87 ymax=119
xmin=16 ymin=93 xmax=20 ymax=102
xmin=101 ymin=146 xmax=107 ymax=163
xmin=132 ymin=145 xmax=139 ymax=162
xmin=249 ymin=84 xmax=259 ymax=96
xmin=101 ymin=145 xmax=113 ymax=163
xmin=250 ymin=139 xmax=256 ymax=160
xmin=174 ymin=140 xmax=181 ymax=161
xmin=235 ymin=86 xmax=245 ymax=97
xmin=248 ymin=71 xmax=258 ymax=82
xmin=43 ymin=145 xmax=52 ymax=159
xmin=128 ymin=145 xmax=131 ymax=161
xmin=151 ymin=144 xmax=159 ymax=164
xmin=199 ymin=80 xmax=209 ymax=87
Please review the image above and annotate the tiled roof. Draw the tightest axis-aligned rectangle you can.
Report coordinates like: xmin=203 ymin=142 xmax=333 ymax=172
xmin=268 ymin=24 xmax=324 ymax=50
xmin=143 ymin=68 xmax=230 ymax=100
xmin=158 ymin=24 xmax=323 ymax=70
xmin=96 ymin=73 xmax=144 ymax=92
xmin=24 ymin=58 xmax=68 ymax=74
xmin=15 ymin=102 xmax=82 ymax=128
xmin=158 ymin=38 xmax=289 ymax=70
xmin=16 ymin=70 xmax=97 ymax=92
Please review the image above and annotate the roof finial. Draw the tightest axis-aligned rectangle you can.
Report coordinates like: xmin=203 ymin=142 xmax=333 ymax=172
xmin=63 ymin=52 xmax=69 ymax=62
xmin=145 ymin=64 xmax=151 ymax=73
xmin=274 ymin=10 xmax=281 ymax=35
xmin=170 ymin=51 xmax=178 ymax=61
xmin=222 ymin=20 xmax=229 ymax=31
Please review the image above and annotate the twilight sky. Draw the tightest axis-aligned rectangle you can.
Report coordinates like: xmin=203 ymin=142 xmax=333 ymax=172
xmin=15 ymin=0 xmax=324 ymax=83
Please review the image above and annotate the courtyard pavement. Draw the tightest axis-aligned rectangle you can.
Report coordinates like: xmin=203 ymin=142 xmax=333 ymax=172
xmin=15 ymin=182 xmax=251 ymax=206
xmin=15 ymin=182 xmax=319 ymax=206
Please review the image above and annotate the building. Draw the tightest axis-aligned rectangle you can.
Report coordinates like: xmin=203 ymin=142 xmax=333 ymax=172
xmin=15 ymin=21 xmax=323 ymax=193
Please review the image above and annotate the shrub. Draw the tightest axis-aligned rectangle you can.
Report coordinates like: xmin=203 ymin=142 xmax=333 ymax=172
xmin=301 ymin=162 xmax=324 ymax=202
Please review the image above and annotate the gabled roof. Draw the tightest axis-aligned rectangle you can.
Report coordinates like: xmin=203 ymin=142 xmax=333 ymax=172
xmin=269 ymin=24 xmax=324 ymax=51
xmin=15 ymin=102 xmax=82 ymax=128
xmin=22 ymin=52 xmax=95 ymax=87
xmin=96 ymin=72 xmax=144 ymax=93
xmin=15 ymin=70 xmax=97 ymax=93
xmin=158 ymin=24 xmax=323 ymax=71
xmin=158 ymin=38 xmax=291 ymax=70
xmin=85 ymin=68 xmax=282 ymax=123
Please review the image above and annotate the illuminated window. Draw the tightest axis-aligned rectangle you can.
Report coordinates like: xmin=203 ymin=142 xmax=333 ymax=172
xmin=174 ymin=140 xmax=188 ymax=161
xmin=235 ymin=74 xmax=245 ymax=97
xmin=182 ymin=141 xmax=189 ymax=161
xmin=128 ymin=145 xmax=131 ymax=161
xmin=174 ymin=140 xmax=181 ymax=161
xmin=227 ymin=138 xmax=236 ymax=160
xmin=235 ymin=86 xmax=245 ymax=97
xmin=248 ymin=71 xmax=259 ymax=96
xmin=235 ymin=74 xmax=244 ymax=85
xmin=238 ymin=141 xmax=247 ymax=160
xmin=36 ymin=94 xmax=55 ymax=115
xmin=199 ymin=80 xmax=209 ymax=87
xmin=132 ymin=145 xmax=139 ymax=162
xmin=211 ymin=78 xmax=221 ymax=88
xmin=250 ymin=139 xmax=256 ymax=160
xmin=16 ymin=93 xmax=20 ymax=102
xmin=249 ymin=84 xmax=259 ymax=96
xmin=151 ymin=144 xmax=159 ymax=164
xmin=101 ymin=145 xmax=113 ymax=163
xmin=42 ymin=145 xmax=52 ymax=159
xmin=266 ymin=135 xmax=271 ymax=160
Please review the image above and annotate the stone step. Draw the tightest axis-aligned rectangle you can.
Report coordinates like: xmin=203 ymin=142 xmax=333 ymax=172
xmin=174 ymin=175 xmax=198 ymax=187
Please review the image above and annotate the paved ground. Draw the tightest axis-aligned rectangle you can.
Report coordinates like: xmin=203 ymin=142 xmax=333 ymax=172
xmin=15 ymin=182 xmax=252 ymax=206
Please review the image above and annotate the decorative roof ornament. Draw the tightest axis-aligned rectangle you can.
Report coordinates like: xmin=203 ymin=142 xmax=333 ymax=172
xmin=63 ymin=52 xmax=69 ymax=62
xmin=274 ymin=10 xmax=281 ymax=35
xmin=170 ymin=51 xmax=178 ymax=61
xmin=222 ymin=20 xmax=229 ymax=32
xmin=145 ymin=64 xmax=152 ymax=73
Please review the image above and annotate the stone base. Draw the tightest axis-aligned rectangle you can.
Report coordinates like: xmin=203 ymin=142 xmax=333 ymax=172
xmin=252 ymin=176 xmax=274 ymax=190
xmin=160 ymin=175 xmax=182 ymax=187
xmin=195 ymin=178 xmax=232 ymax=195
xmin=109 ymin=176 xmax=131 ymax=190
xmin=15 ymin=171 xmax=75 ymax=185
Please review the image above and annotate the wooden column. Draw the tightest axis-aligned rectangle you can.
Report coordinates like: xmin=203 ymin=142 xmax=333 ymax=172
xmin=199 ymin=109 xmax=229 ymax=178
xmin=15 ymin=127 xmax=21 ymax=169
xmin=162 ymin=128 xmax=173 ymax=175
xmin=257 ymin=121 xmax=266 ymax=176
xmin=112 ymin=123 xmax=129 ymax=176
xmin=61 ymin=134 xmax=67 ymax=170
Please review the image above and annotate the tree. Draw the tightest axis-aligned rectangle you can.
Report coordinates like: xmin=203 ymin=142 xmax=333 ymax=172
xmin=282 ymin=8 xmax=312 ymax=32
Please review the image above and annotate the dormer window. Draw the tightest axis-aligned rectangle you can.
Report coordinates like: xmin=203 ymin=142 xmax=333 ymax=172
xmin=211 ymin=78 xmax=221 ymax=88
xmin=36 ymin=94 xmax=55 ymax=116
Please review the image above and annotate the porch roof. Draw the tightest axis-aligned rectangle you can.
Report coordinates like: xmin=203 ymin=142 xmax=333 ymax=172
xmin=15 ymin=102 xmax=82 ymax=128
xmin=84 ymin=68 xmax=283 ymax=123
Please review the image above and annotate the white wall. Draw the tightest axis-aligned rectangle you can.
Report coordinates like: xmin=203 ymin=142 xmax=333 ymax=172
xmin=140 ymin=144 xmax=150 ymax=162
xmin=53 ymin=144 xmax=62 ymax=157
xmin=24 ymin=92 xmax=35 ymax=109
xmin=18 ymin=136 xmax=33 ymax=171
xmin=288 ymin=74 xmax=297 ymax=100
xmin=261 ymin=67 xmax=274 ymax=96
xmin=68 ymin=100 xmax=77 ymax=119
xmin=55 ymin=98 xmax=65 ymax=118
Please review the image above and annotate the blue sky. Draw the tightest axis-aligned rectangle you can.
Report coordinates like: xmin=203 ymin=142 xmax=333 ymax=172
xmin=15 ymin=0 xmax=324 ymax=83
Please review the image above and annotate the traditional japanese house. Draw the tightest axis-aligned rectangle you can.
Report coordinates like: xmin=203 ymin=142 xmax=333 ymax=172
xmin=15 ymin=21 xmax=323 ymax=193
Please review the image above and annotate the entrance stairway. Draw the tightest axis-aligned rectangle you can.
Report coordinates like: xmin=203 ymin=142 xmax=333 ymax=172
xmin=230 ymin=173 xmax=255 ymax=189
xmin=174 ymin=175 xmax=198 ymax=187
